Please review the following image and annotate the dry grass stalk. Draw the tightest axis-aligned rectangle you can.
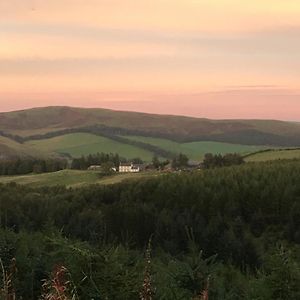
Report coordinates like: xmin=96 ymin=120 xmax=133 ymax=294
xmin=140 ymin=237 xmax=154 ymax=300
xmin=0 ymin=258 xmax=17 ymax=300
xmin=193 ymin=276 xmax=210 ymax=300
xmin=40 ymin=266 xmax=77 ymax=300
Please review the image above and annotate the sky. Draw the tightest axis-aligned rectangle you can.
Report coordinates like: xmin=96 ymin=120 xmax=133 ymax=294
xmin=0 ymin=0 xmax=299 ymax=120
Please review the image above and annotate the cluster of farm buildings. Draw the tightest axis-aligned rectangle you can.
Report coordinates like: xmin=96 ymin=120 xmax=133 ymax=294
xmin=88 ymin=161 xmax=201 ymax=173
xmin=88 ymin=162 xmax=144 ymax=173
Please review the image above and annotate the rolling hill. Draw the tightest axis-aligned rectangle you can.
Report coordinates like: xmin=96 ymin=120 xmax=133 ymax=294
xmin=1 ymin=106 xmax=300 ymax=144
xmin=0 ymin=106 xmax=300 ymax=161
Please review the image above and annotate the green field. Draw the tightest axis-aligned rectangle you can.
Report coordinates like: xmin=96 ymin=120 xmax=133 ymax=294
xmin=245 ymin=148 xmax=300 ymax=162
xmin=25 ymin=133 xmax=269 ymax=161
xmin=1 ymin=131 xmax=284 ymax=163
xmin=0 ymin=169 xmax=155 ymax=188
xmin=124 ymin=135 xmax=267 ymax=160
xmin=25 ymin=133 xmax=154 ymax=161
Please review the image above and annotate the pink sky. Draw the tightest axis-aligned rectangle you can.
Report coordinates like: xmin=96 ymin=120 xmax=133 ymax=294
xmin=0 ymin=1 xmax=300 ymax=120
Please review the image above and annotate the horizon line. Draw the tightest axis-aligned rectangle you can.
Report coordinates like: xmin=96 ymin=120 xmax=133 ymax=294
xmin=1 ymin=105 xmax=299 ymax=123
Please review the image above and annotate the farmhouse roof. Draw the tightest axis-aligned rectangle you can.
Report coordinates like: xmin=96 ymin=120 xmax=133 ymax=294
xmin=119 ymin=162 xmax=132 ymax=166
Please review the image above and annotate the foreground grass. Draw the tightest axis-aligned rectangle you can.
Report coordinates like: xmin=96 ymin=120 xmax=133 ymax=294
xmin=0 ymin=169 xmax=156 ymax=187
xmin=245 ymin=148 xmax=300 ymax=162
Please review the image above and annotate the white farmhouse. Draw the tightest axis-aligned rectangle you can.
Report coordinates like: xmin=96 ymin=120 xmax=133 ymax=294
xmin=119 ymin=162 xmax=140 ymax=173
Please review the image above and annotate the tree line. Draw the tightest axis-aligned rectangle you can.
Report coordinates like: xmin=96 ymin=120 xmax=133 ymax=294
xmin=0 ymin=158 xmax=67 ymax=175
xmin=70 ymin=153 xmax=145 ymax=170
xmin=202 ymin=153 xmax=245 ymax=169
xmin=0 ymin=152 xmax=251 ymax=176
xmin=70 ymin=153 xmax=121 ymax=170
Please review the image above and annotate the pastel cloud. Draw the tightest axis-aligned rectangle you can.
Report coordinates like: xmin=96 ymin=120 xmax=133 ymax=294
xmin=1 ymin=1 xmax=300 ymax=32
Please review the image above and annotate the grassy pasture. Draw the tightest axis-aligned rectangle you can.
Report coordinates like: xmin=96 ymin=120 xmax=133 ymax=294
xmin=245 ymin=148 xmax=300 ymax=162
xmin=25 ymin=133 xmax=154 ymax=160
xmin=25 ymin=132 xmax=265 ymax=161
xmin=1 ymin=131 xmax=275 ymax=162
xmin=123 ymin=135 xmax=267 ymax=160
xmin=0 ymin=169 xmax=155 ymax=188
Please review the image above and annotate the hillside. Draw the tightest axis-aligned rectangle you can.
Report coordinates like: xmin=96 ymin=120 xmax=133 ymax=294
xmin=0 ymin=106 xmax=300 ymax=161
xmin=1 ymin=106 xmax=300 ymax=145
xmin=245 ymin=148 xmax=300 ymax=162
xmin=0 ymin=135 xmax=46 ymax=159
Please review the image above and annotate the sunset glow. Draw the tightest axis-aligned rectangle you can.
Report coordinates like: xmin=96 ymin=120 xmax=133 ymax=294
xmin=1 ymin=0 xmax=299 ymax=119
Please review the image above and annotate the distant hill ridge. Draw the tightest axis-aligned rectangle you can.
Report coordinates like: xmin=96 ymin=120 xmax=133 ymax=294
xmin=1 ymin=106 xmax=300 ymax=147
